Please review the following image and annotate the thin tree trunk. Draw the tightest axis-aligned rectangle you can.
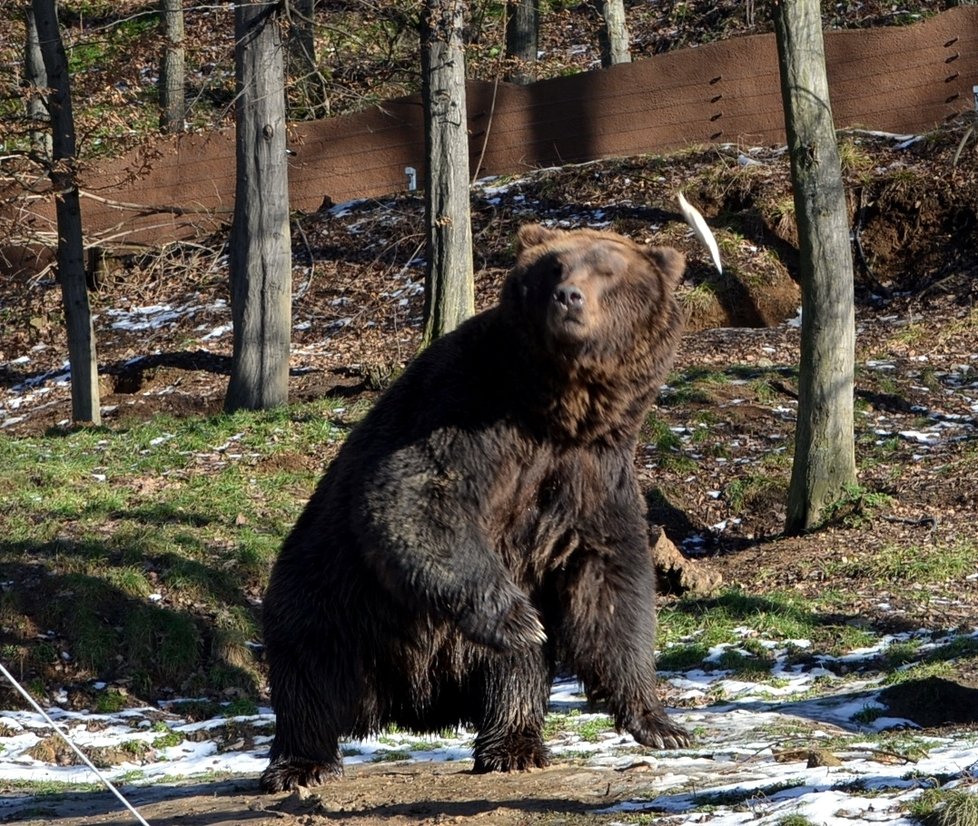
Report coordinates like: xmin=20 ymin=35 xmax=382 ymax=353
xmin=597 ymin=0 xmax=631 ymax=67
xmin=225 ymin=0 xmax=292 ymax=412
xmin=505 ymin=0 xmax=538 ymax=85
xmin=24 ymin=4 xmax=51 ymax=158
xmin=159 ymin=0 xmax=186 ymax=133
xmin=32 ymin=0 xmax=101 ymax=426
xmin=287 ymin=0 xmax=329 ymax=118
xmin=420 ymin=0 xmax=474 ymax=346
xmin=774 ymin=0 xmax=857 ymax=533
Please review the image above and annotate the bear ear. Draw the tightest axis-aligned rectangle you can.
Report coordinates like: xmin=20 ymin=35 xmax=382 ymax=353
xmin=516 ymin=223 xmax=560 ymax=253
xmin=643 ymin=246 xmax=686 ymax=289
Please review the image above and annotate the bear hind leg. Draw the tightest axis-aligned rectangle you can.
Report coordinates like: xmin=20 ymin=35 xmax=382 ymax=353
xmin=471 ymin=651 xmax=551 ymax=773
xmin=473 ymin=726 xmax=550 ymax=773
xmin=260 ymin=654 xmax=349 ymax=792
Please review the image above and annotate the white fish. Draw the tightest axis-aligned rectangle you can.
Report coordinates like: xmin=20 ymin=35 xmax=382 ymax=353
xmin=677 ymin=191 xmax=723 ymax=274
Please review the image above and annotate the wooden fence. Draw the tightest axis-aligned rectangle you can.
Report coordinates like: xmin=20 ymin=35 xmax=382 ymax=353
xmin=8 ymin=6 xmax=978 ymax=247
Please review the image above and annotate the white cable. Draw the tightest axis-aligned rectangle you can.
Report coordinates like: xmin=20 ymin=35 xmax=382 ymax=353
xmin=0 ymin=661 xmax=151 ymax=826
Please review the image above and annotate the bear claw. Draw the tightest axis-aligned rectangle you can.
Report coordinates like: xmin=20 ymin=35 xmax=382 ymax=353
xmin=625 ymin=710 xmax=691 ymax=751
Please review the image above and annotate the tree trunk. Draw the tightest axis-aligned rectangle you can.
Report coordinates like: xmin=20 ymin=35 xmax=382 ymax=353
xmin=159 ymin=0 xmax=186 ymax=133
xmin=24 ymin=4 xmax=51 ymax=158
xmin=773 ymin=0 xmax=857 ymax=533
xmin=505 ymin=0 xmax=538 ymax=85
xmin=597 ymin=0 xmax=631 ymax=67
xmin=32 ymin=0 xmax=101 ymax=426
xmin=287 ymin=0 xmax=329 ymax=119
xmin=225 ymin=1 xmax=292 ymax=412
xmin=420 ymin=0 xmax=474 ymax=346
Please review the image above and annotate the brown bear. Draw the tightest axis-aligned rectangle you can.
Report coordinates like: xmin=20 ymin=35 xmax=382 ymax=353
xmin=259 ymin=223 xmax=691 ymax=793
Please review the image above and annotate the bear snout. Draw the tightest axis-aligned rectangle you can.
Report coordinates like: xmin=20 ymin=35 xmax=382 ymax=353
xmin=553 ymin=283 xmax=585 ymax=310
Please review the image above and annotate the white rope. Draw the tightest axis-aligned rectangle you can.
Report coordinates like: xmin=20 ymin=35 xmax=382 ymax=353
xmin=0 ymin=661 xmax=151 ymax=826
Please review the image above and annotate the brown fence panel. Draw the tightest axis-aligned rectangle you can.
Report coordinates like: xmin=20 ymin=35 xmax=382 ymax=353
xmin=8 ymin=7 xmax=978 ymax=247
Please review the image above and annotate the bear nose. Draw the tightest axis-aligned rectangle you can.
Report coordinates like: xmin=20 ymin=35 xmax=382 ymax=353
xmin=553 ymin=284 xmax=584 ymax=309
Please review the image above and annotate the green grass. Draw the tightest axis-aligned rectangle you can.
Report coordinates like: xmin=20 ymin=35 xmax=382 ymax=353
xmin=658 ymin=588 xmax=877 ymax=654
xmin=821 ymin=541 xmax=978 ymax=587
xmin=0 ymin=398 xmax=347 ymax=703
xmin=908 ymin=789 xmax=978 ymax=826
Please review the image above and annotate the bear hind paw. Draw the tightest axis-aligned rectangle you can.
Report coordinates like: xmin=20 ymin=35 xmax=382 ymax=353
xmin=259 ymin=758 xmax=342 ymax=793
xmin=473 ymin=739 xmax=550 ymax=773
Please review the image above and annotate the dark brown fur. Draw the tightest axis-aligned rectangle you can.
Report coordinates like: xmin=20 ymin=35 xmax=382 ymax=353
xmin=259 ymin=224 xmax=690 ymax=793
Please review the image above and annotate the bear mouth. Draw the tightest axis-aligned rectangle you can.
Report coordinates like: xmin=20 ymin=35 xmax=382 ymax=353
xmin=548 ymin=309 xmax=588 ymax=342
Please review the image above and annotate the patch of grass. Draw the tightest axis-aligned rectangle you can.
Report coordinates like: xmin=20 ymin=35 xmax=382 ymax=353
xmin=881 ymin=640 xmax=922 ymax=669
xmin=907 ymin=789 xmax=978 ymax=826
xmin=820 ymin=483 xmax=894 ymax=529
xmin=778 ymin=816 xmax=817 ymax=826
xmin=881 ymin=660 xmax=954 ymax=686
xmin=0 ymin=400 xmax=353 ymax=703
xmin=658 ymin=643 xmax=710 ymax=672
xmin=851 ymin=705 xmax=886 ymax=724
xmin=372 ymin=749 xmax=413 ymax=762
xmin=712 ymin=648 xmax=775 ymax=678
xmin=93 ymin=690 xmax=128 ymax=714
xmin=223 ymin=697 xmax=259 ymax=717
xmin=643 ymin=414 xmax=695 ymax=472
xmin=689 ymin=780 xmax=807 ymax=809
xmin=0 ymin=779 xmax=103 ymax=795
xmin=824 ymin=541 xmax=978 ymax=588
xmin=724 ymin=472 xmax=786 ymax=513
xmin=661 ymin=590 xmax=806 ymax=646
xmin=151 ymin=726 xmax=184 ymax=750
xmin=576 ymin=716 xmax=614 ymax=743
xmin=681 ymin=282 xmax=718 ymax=314
xmin=661 ymin=367 xmax=732 ymax=406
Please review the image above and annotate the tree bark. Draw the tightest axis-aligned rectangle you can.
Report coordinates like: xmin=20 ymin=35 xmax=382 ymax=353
xmin=420 ymin=0 xmax=474 ymax=346
xmin=32 ymin=0 xmax=101 ymax=425
xmin=24 ymin=4 xmax=52 ymax=158
xmin=505 ymin=0 xmax=538 ymax=85
xmin=159 ymin=0 xmax=186 ymax=133
xmin=225 ymin=1 xmax=292 ymax=412
xmin=773 ymin=0 xmax=857 ymax=533
xmin=287 ymin=0 xmax=329 ymax=119
xmin=597 ymin=0 xmax=631 ymax=67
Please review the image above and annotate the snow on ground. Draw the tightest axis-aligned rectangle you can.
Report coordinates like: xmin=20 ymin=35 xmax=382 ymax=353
xmin=3 ymin=630 xmax=978 ymax=824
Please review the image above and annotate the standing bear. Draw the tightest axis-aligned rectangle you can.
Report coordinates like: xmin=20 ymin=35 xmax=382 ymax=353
xmin=260 ymin=223 xmax=691 ymax=793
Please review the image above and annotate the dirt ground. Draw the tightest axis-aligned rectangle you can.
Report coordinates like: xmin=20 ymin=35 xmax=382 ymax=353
xmin=7 ymin=762 xmax=675 ymax=825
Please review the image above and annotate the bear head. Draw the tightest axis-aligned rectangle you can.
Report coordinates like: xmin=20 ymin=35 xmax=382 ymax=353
xmin=502 ymin=223 xmax=685 ymax=374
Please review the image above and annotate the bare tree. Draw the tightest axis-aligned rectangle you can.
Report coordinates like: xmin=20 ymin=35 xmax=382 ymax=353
xmin=287 ymin=0 xmax=329 ymax=118
xmin=420 ymin=0 xmax=474 ymax=346
xmin=24 ymin=4 xmax=51 ymax=157
xmin=225 ymin=0 xmax=293 ymax=412
xmin=32 ymin=0 xmax=101 ymax=425
xmin=159 ymin=0 xmax=186 ymax=133
xmin=773 ymin=0 xmax=857 ymax=533
xmin=505 ymin=0 xmax=539 ymax=85
xmin=597 ymin=0 xmax=631 ymax=67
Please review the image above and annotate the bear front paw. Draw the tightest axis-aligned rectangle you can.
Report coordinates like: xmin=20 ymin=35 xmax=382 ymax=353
xmin=459 ymin=595 xmax=546 ymax=651
xmin=624 ymin=709 xmax=691 ymax=750
xmin=259 ymin=758 xmax=342 ymax=793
